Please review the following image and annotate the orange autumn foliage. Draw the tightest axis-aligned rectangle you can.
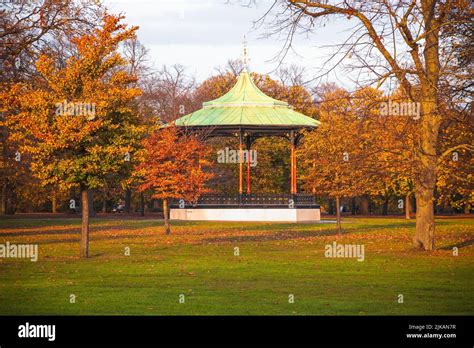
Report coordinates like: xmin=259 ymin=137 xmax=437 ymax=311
xmin=136 ymin=126 xmax=214 ymax=203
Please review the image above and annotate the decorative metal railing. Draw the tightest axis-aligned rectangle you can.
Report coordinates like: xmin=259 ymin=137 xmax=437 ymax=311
xmin=170 ymin=194 xmax=319 ymax=208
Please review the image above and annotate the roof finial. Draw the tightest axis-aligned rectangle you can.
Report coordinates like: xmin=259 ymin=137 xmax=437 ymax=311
xmin=243 ymin=35 xmax=248 ymax=69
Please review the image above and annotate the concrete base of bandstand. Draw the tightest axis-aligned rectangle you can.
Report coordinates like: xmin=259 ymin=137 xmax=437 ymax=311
xmin=170 ymin=207 xmax=320 ymax=222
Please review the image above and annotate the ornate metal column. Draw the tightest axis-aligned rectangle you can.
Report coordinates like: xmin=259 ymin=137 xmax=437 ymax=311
xmin=246 ymin=134 xmax=252 ymax=194
xmin=239 ymin=130 xmax=243 ymax=195
xmin=290 ymin=131 xmax=296 ymax=194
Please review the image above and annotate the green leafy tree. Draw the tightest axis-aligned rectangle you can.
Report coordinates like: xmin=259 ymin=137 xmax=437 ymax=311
xmin=7 ymin=14 xmax=145 ymax=257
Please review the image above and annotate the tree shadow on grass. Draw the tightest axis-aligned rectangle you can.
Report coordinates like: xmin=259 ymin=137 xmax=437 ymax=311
xmin=2 ymin=218 xmax=461 ymax=247
xmin=0 ymin=218 xmax=163 ymax=231
xmin=0 ymin=229 xmax=81 ymax=237
xmin=33 ymin=233 xmax=163 ymax=245
xmin=437 ymin=238 xmax=474 ymax=250
xmin=1 ymin=221 xmax=410 ymax=244
xmin=200 ymin=227 xmax=348 ymax=244
xmin=0 ymin=223 xmax=162 ymax=237
xmin=26 ymin=226 xmax=347 ymax=245
xmin=0 ymin=220 xmax=333 ymax=238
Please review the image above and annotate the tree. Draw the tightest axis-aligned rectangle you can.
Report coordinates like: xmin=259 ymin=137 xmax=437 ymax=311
xmin=436 ymin=105 xmax=474 ymax=213
xmin=121 ymin=37 xmax=151 ymax=215
xmin=136 ymin=126 xmax=213 ymax=235
xmin=144 ymin=65 xmax=196 ymax=124
xmin=0 ymin=0 xmax=104 ymax=82
xmin=374 ymin=88 xmax=419 ymax=219
xmin=261 ymin=0 xmax=472 ymax=250
xmin=1 ymin=0 xmax=104 ymax=215
xmin=6 ymin=14 xmax=144 ymax=257
xmin=300 ymin=86 xmax=383 ymax=233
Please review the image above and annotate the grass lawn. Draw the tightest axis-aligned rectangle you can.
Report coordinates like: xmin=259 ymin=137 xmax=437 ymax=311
xmin=0 ymin=216 xmax=473 ymax=315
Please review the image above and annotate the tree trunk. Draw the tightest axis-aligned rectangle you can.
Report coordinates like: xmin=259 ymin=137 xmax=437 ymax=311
xmin=414 ymin=183 xmax=435 ymax=250
xmin=335 ymin=196 xmax=342 ymax=234
xmin=411 ymin=10 xmax=441 ymax=250
xmin=52 ymin=194 xmax=57 ymax=213
xmin=413 ymin=97 xmax=439 ymax=250
xmin=382 ymin=197 xmax=389 ymax=216
xmin=3 ymin=182 xmax=15 ymax=215
xmin=102 ymin=199 xmax=107 ymax=213
xmin=163 ymin=198 xmax=170 ymax=235
xmin=81 ymin=189 xmax=90 ymax=258
xmin=328 ymin=198 xmax=334 ymax=215
xmin=411 ymin=195 xmax=416 ymax=214
xmin=413 ymin=151 xmax=437 ymax=250
xmin=125 ymin=188 xmax=132 ymax=214
xmin=88 ymin=190 xmax=96 ymax=217
xmin=1 ymin=184 xmax=6 ymax=215
xmin=360 ymin=195 xmax=369 ymax=215
xmin=463 ymin=203 xmax=471 ymax=215
xmin=140 ymin=192 xmax=145 ymax=217
xmin=405 ymin=194 xmax=411 ymax=220
xmin=351 ymin=197 xmax=356 ymax=215
xmin=434 ymin=200 xmax=440 ymax=215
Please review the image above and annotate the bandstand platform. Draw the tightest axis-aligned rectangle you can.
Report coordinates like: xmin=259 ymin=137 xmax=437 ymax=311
xmin=170 ymin=194 xmax=320 ymax=222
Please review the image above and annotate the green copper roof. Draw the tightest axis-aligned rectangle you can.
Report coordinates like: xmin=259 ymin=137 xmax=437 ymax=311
xmin=174 ymin=69 xmax=319 ymax=128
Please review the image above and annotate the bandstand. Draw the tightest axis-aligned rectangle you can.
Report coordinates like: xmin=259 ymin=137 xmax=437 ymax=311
xmin=170 ymin=66 xmax=321 ymax=222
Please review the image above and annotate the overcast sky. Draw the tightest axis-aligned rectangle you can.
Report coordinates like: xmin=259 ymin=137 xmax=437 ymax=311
xmin=103 ymin=0 xmax=358 ymax=87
